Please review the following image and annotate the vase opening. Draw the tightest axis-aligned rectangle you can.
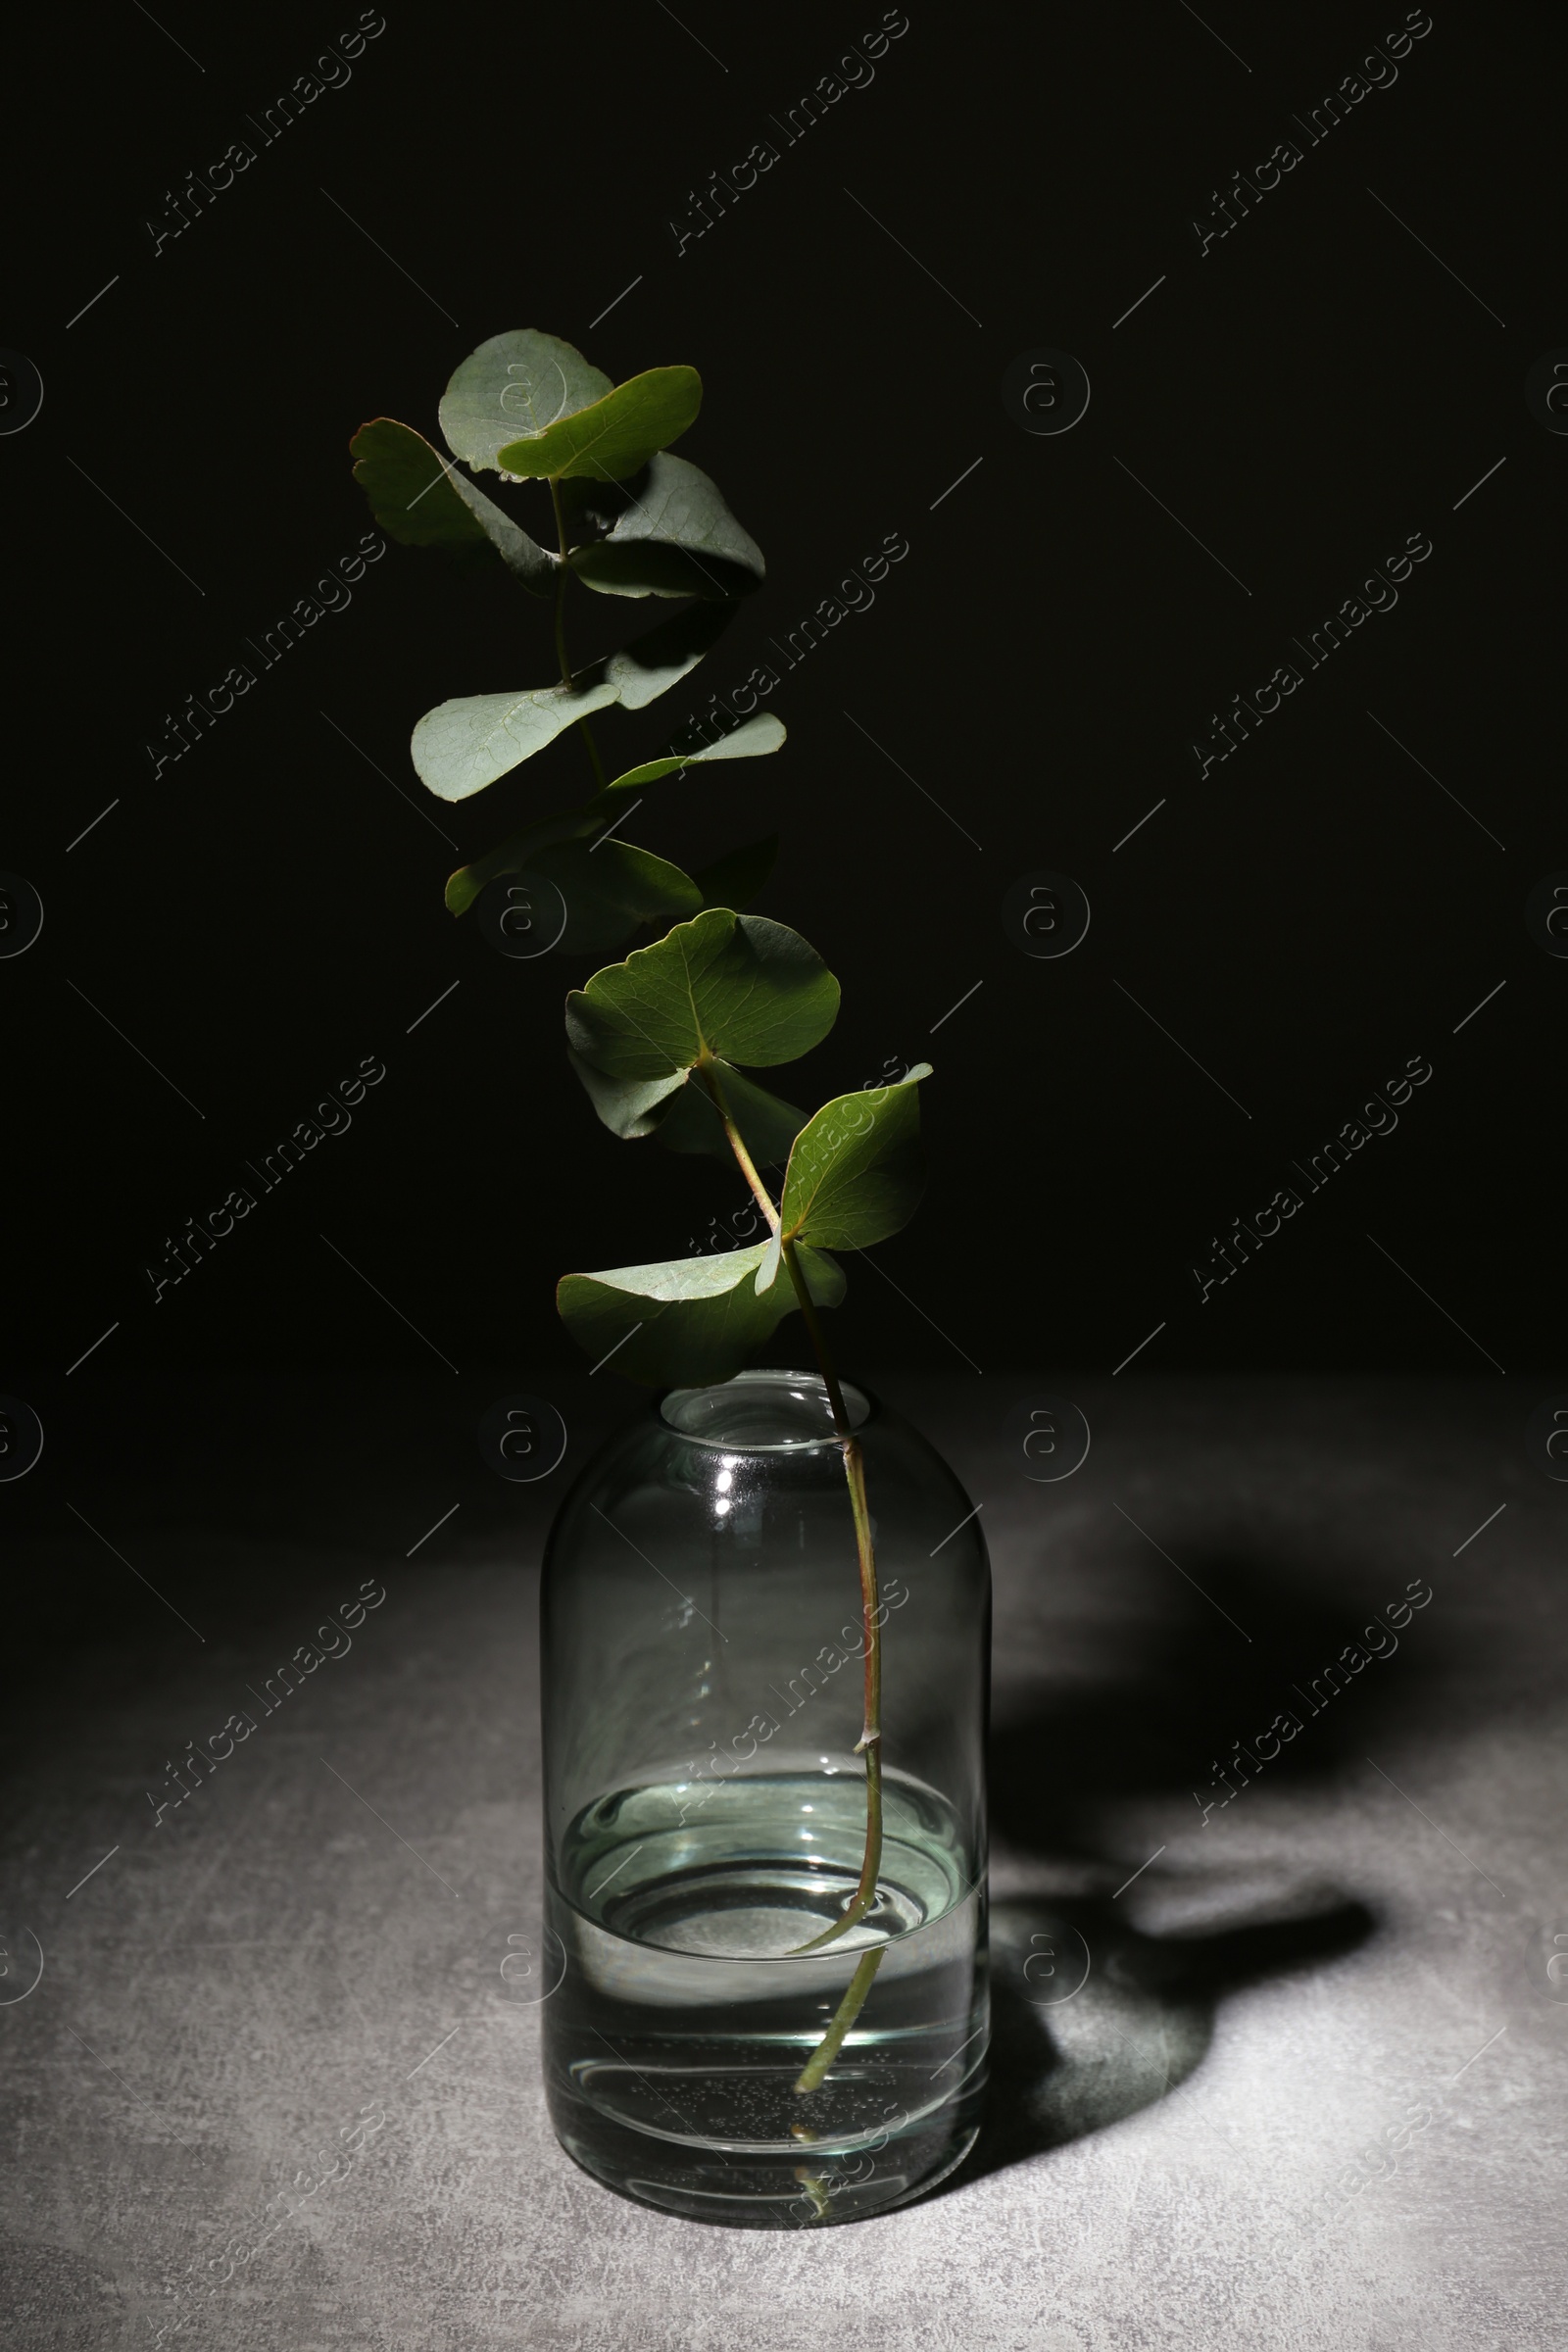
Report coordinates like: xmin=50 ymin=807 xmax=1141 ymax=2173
xmin=660 ymin=1367 xmax=870 ymax=1449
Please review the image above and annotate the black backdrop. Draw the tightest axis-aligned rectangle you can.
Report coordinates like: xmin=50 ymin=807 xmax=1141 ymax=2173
xmin=5 ymin=0 xmax=1561 ymax=1415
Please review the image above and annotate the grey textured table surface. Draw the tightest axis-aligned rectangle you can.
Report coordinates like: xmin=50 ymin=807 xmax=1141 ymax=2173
xmin=3 ymin=1376 xmax=1563 ymax=2349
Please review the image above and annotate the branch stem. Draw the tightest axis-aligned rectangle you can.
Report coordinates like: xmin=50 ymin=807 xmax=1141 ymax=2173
xmin=693 ymin=1059 xmax=888 ymax=2096
xmin=793 ymin=1946 xmax=883 ymax=2098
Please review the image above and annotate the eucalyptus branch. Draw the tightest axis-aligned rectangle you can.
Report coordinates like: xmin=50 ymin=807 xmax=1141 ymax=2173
xmin=354 ymin=326 xmax=935 ymax=2123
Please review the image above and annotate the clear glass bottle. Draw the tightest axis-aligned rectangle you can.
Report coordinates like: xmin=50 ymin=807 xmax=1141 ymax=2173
xmin=539 ymin=1368 xmax=990 ymax=2228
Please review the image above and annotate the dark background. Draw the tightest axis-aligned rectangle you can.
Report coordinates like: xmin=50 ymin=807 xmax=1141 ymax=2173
xmin=3 ymin=21 xmax=1564 ymax=2331
xmin=4 ymin=0 xmax=1560 ymax=1438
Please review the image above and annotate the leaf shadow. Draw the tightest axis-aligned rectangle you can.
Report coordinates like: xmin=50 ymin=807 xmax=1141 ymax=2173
xmin=931 ymin=1888 xmax=1374 ymax=2195
xmin=925 ymin=1533 xmax=1475 ymax=2196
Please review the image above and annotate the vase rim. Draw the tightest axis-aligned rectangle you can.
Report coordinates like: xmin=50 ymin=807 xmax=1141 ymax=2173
xmin=658 ymin=1367 xmax=873 ymax=1450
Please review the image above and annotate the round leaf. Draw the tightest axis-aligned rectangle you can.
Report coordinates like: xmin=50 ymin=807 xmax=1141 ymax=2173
xmin=413 ymin=677 xmax=620 ymax=804
xmin=566 ymin=453 xmax=764 ymax=600
xmin=439 ymin=330 xmax=612 ymax=473
xmin=780 ymin=1069 xmax=932 ymax=1249
xmin=565 ymin=911 xmax=840 ymax=1082
xmin=526 ymin=838 xmax=701 ymax=956
xmin=349 ymin=418 xmax=555 ymax=593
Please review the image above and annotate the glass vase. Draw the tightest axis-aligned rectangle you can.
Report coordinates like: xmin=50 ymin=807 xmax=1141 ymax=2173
xmin=539 ymin=1367 xmax=990 ymax=2228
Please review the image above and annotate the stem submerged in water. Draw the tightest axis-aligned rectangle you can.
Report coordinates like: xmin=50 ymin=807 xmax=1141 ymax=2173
xmin=793 ymin=1946 xmax=883 ymax=2097
xmin=694 ymin=1062 xmax=888 ymax=2098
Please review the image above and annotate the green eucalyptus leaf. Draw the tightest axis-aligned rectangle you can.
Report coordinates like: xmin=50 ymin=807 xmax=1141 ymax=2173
xmin=567 ymin=454 xmax=764 ymax=600
xmin=349 ymin=418 xmax=555 ymax=594
xmin=565 ymin=911 xmax=840 ymax=1082
xmin=413 ymin=677 xmax=619 ymax=804
xmin=602 ymin=713 xmax=785 ymax=794
xmin=691 ymin=833 xmax=778 ymax=913
xmin=412 ymin=603 xmax=733 ymax=803
xmin=527 ymin=837 xmax=702 ymax=956
xmin=566 ymin=1053 xmax=689 ymax=1140
xmin=558 ymin=1239 xmax=844 ymax=1387
xmin=439 ymin=330 xmax=612 ymax=473
xmin=495 ymin=367 xmax=701 ymax=483
xmin=780 ymin=1067 xmax=932 ymax=1250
